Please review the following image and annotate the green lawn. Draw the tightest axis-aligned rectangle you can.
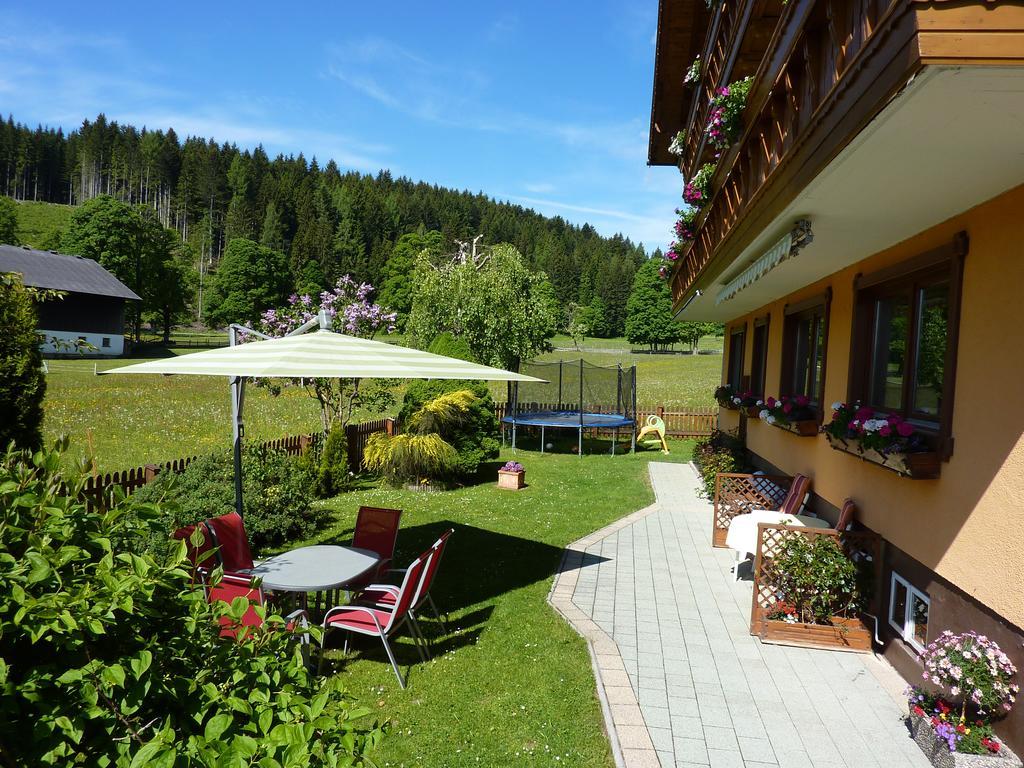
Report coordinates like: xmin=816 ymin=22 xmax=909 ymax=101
xmin=277 ymin=443 xmax=694 ymax=767
xmin=42 ymin=335 xmax=722 ymax=471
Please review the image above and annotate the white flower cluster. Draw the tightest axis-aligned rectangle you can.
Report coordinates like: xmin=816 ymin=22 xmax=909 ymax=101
xmin=732 ymin=396 xmax=742 ymax=405
xmin=668 ymin=131 xmax=687 ymax=157
xmin=759 ymin=409 xmax=775 ymax=425
xmin=831 ymin=401 xmax=843 ymax=412
xmin=860 ymin=418 xmax=890 ymax=433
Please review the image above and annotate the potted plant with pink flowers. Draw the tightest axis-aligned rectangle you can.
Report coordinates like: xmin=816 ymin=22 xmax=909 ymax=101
xmin=684 ymin=163 xmax=716 ymax=208
xmin=497 ymin=460 xmax=526 ymax=491
xmin=757 ymin=395 xmax=818 ymax=436
xmin=822 ymin=401 xmax=940 ymax=478
xmin=907 ymin=631 xmax=1021 ymax=768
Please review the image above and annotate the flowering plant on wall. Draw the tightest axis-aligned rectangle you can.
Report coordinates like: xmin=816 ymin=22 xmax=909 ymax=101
xmin=705 ymin=76 xmax=753 ymax=154
xmin=905 ymin=631 xmax=1018 ymax=756
xmin=668 ymin=130 xmax=687 ymax=157
xmin=683 ymin=55 xmax=701 ymax=86
xmin=683 ymin=163 xmax=716 ymax=207
xmin=758 ymin=395 xmax=816 ymax=426
xmin=674 ymin=207 xmax=698 ymax=242
xmin=822 ymin=402 xmax=929 ymax=454
xmin=713 ymin=385 xmax=737 ymax=408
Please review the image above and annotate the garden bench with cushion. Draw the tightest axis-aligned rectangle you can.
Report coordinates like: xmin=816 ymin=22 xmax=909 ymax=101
xmin=712 ymin=472 xmax=809 ymax=547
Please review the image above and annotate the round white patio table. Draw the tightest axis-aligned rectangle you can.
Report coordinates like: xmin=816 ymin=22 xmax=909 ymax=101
xmin=251 ymin=545 xmax=380 ymax=592
xmin=725 ymin=511 xmax=831 ymax=580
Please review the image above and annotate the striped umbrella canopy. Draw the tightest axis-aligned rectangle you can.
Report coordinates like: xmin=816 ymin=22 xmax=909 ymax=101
xmin=102 ymin=329 xmax=543 ymax=382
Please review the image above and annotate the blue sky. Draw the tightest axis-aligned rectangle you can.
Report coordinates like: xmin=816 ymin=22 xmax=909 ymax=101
xmin=0 ymin=1 xmax=680 ymax=250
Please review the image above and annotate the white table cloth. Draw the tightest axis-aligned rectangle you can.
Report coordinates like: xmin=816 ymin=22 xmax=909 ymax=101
xmin=725 ymin=511 xmax=831 ymax=580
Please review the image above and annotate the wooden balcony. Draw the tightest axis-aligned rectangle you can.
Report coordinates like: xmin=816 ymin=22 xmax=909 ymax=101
xmin=661 ymin=0 xmax=1024 ymax=308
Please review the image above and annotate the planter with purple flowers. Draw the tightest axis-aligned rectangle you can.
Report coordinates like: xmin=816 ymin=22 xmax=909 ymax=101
xmin=497 ymin=461 xmax=526 ymax=491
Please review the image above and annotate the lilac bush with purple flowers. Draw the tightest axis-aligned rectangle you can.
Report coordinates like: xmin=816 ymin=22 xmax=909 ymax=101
xmin=253 ymin=276 xmax=399 ymax=432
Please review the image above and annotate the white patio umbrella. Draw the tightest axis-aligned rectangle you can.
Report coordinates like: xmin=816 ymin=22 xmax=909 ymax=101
xmin=103 ymin=310 xmax=543 ymax=514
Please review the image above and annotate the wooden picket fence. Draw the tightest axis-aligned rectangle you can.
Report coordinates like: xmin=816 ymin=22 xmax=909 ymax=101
xmin=493 ymin=402 xmax=717 ymax=438
xmin=80 ymin=419 xmax=395 ymax=511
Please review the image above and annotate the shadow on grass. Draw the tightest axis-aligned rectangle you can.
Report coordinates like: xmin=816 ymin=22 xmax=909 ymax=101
xmin=318 ymin=519 xmax=609 ymax=681
xmin=502 ymin=430 xmax=636 ymax=457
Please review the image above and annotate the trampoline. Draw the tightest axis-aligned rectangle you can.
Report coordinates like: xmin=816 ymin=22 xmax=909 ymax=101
xmin=502 ymin=359 xmax=637 ymax=455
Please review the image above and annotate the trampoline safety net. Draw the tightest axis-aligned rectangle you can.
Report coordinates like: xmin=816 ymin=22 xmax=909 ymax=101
xmin=503 ymin=359 xmax=637 ymax=440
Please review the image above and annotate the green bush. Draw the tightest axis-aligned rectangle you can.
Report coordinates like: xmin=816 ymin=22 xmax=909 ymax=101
xmin=692 ymin=429 xmax=745 ymax=499
xmin=769 ymin=533 xmax=865 ymax=625
xmin=0 ymin=273 xmax=45 ymax=451
xmin=427 ymin=332 xmax=477 ymax=362
xmin=133 ymin=443 xmax=322 ymax=552
xmin=0 ymin=440 xmax=383 ymax=766
xmin=399 ymin=379 xmax=499 ymax=478
xmin=308 ymin=427 xmax=350 ymax=498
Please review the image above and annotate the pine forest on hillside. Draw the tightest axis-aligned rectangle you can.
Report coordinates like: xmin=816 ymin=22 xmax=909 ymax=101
xmin=0 ymin=113 xmax=647 ymax=335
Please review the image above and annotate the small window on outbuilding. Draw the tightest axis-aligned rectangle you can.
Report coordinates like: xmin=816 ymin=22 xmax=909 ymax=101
xmin=101 ymin=337 xmax=111 ymax=348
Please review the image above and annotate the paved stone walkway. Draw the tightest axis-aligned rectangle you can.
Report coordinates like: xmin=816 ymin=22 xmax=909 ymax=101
xmin=551 ymin=462 xmax=930 ymax=768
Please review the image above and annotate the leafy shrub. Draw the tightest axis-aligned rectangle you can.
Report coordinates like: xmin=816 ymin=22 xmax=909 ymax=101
xmin=307 ymin=426 xmax=350 ymax=498
xmin=692 ymin=429 xmax=745 ymax=499
xmin=769 ymin=534 xmax=864 ymax=625
xmin=0 ymin=273 xmax=45 ymax=450
xmin=399 ymin=379 xmax=499 ymax=478
xmin=133 ymin=443 xmax=322 ymax=552
xmin=0 ymin=440 xmax=383 ymax=766
xmin=427 ymin=331 xmax=477 ymax=362
xmin=363 ymin=432 xmax=459 ymax=487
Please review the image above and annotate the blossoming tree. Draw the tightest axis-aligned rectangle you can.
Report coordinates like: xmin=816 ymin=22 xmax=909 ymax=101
xmin=255 ymin=276 xmax=398 ymax=431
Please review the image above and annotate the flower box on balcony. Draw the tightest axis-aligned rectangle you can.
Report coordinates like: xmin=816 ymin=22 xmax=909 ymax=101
xmin=497 ymin=469 xmax=526 ymax=491
xmin=908 ymin=713 xmax=1022 ymax=768
xmin=825 ymin=434 xmax=940 ymax=479
xmin=758 ymin=615 xmax=873 ymax=653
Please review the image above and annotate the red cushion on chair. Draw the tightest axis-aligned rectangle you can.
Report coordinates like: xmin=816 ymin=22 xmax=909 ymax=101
xmin=326 ymin=606 xmax=394 ymax=633
xmin=206 ymin=512 xmax=255 ymax=572
xmin=353 ymin=588 xmax=398 ymax=607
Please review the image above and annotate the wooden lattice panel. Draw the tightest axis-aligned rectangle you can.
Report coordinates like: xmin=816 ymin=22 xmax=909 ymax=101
xmin=749 ymin=524 xmax=881 ymax=637
xmin=711 ymin=473 xmax=792 ymax=547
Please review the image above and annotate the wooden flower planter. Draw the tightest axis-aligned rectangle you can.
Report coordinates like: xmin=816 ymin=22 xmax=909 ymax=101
xmin=764 ymin=418 xmax=819 ymax=437
xmin=717 ymin=399 xmax=739 ymax=410
xmin=744 ymin=406 xmax=762 ymax=418
xmin=825 ymin=434 xmax=940 ymax=479
xmin=757 ymin=615 xmax=873 ymax=652
xmin=909 ymin=713 xmax=1022 ymax=768
xmin=497 ymin=469 xmax=526 ymax=490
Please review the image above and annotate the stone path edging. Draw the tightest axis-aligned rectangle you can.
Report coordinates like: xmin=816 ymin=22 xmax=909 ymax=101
xmin=548 ymin=501 xmax=664 ymax=768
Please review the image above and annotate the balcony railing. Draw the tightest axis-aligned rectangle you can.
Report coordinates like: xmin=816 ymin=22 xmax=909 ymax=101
xmin=672 ymin=0 xmax=908 ymax=303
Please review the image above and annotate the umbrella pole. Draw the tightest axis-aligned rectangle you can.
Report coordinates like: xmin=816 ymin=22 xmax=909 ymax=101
xmin=231 ymin=375 xmax=246 ymax=516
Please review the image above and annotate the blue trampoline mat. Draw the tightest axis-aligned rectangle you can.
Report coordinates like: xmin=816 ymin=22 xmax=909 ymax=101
xmin=502 ymin=410 xmax=635 ymax=429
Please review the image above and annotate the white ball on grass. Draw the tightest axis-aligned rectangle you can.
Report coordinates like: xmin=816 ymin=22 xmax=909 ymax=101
xmin=545 ymin=443 xmax=554 ymax=450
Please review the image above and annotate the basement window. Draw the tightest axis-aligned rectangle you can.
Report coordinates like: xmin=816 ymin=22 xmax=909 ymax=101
xmin=889 ymin=572 xmax=929 ymax=653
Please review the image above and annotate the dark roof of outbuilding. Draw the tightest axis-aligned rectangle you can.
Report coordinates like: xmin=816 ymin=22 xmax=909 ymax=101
xmin=0 ymin=244 xmax=141 ymax=300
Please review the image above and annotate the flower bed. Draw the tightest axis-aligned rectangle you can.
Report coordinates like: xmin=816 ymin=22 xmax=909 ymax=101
xmin=823 ymin=401 xmax=939 ymax=478
xmin=906 ymin=632 xmax=1020 ymax=768
xmin=757 ymin=395 xmax=818 ymax=436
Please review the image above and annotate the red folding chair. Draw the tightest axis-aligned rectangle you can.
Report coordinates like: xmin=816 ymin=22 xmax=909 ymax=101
xmin=172 ymin=521 xmax=218 ymax=577
xmin=349 ymin=506 xmax=402 ymax=585
xmin=353 ymin=529 xmax=455 ymax=655
xmin=205 ymin=512 xmax=256 ymax=572
xmin=321 ymin=551 xmax=429 ymax=688
xmin=206 ymin=572 xmax=309 ymax=646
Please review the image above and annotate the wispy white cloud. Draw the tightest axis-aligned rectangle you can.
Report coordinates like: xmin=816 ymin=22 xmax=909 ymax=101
xmin=523 ymin=181 xmax=557 ymax=194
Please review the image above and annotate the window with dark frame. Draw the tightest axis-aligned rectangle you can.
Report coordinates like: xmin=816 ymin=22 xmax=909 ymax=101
xmin=750 ymin=317 xmax=769 ymax=397
xmin=727 ymin=325 xmax=746 ymax=391
xmin=780 ymin=292 xmax=830 ymax=416
xmin=850 ymin=233 xmax=967 ymax=457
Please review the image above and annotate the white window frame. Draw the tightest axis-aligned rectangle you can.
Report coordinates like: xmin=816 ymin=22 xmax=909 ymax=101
xmin=888 ymin=571 xmax=929 ymax=652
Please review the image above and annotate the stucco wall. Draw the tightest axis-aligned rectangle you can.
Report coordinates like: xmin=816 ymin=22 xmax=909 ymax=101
xmin=717 ymin=183 xmax=1024 ymax=630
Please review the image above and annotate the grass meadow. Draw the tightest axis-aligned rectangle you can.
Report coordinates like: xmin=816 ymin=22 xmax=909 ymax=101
xmin=277 ymin=443 xmax=694 ymax=767
xmin=41 ymin=336 xmax=722 ymax=471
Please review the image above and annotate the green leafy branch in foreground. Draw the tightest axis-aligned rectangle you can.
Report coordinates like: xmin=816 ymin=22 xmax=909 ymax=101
xmin=0 ymin=440 xmax=384 ymax=767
